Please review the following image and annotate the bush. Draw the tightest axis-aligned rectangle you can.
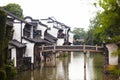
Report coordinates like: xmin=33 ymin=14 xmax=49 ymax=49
xmin=5 ymin=65 xmax=17 ymax=80
xmin=0 ymin=9 xmax=7 ymax=67
xmin=0 ymin=69 xmax=6 ymax=80
xmin=107 ymin=65 xmax=120 ymax=76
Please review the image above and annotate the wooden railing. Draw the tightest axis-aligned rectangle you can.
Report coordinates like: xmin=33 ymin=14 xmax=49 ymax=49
xmin=39 ymin=45 xmax=104 ymax=53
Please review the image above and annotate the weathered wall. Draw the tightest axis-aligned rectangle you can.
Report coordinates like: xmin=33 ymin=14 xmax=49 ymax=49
xmin=13 ymin=20 xmax=21 ymax=42
xmin=69 ymin=32 xmax=74 ymax=45
xmin=106 ymin=43 xmax=118 ymax=65
xmin=37 ymin=24 xmax=46 ymax=39
xmin=22 ymin=39 xmax=35 ymax=63
xmin=57 ymin=39 xmax=64 ymax=45
xmin=47 ymin=23 xmax=58 ymax=38
xmin=11 ymin=47 xmax=16 ymax=67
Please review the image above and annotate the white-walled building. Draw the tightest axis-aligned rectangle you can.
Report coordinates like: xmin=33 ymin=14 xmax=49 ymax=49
xmin=6 ymin=11 xmax=33 ymax=69
xmin=3 ymin=8 xmax=73 ymax=70
xmin=40 ymin=17 xmax=73 ymax=45
xmin=6 ymin=12 xmax=49 ymax=69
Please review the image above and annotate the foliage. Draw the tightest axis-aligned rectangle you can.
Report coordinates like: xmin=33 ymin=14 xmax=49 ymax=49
xmin=87 ymin=0 xmax=120 ymax=44
xmin=0 ymin=10 xmax=7 ymax=67
xmin=111 ymin=48 xmax=120 ymax=57
xmin=72 ymin=28 xmax=86 ymax=40
xmin=0 ymin=70 xmax=6 ymax=80
xmin=97 ymin=0 xmax=120 ymax=43
xmin=72 ymin=28 xmax=87 ymax=45
xmin=0 ymin=9 xmax=17 ymax=79
xmin=5 ymin=65 xmax=17 ymax=80
xmin=4 ymin=3 xmax=23 ymax=18
xmin=93 ymin=1 xmax=120 ymax=77
xmin=86 ymin=16 xmax=103 ymax=45
xmin=107 ymin=65 xmax=120 ymax=76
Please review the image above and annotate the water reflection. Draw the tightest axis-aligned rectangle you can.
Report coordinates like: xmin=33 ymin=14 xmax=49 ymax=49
xmin=14 ymin=52 xmax=110 ymax=80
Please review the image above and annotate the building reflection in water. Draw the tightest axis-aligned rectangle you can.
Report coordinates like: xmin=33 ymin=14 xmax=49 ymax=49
xmin=15 ymin=52 xmax=116 ymax=80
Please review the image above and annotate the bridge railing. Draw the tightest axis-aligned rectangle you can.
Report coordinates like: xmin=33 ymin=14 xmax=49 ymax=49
xmin=56 ymin=45 xmax=83 ymax=50
xmin=40 ymin=45 xmax=54 ymax=51
xmin=39 ymin=45 xmax=104 ymax=52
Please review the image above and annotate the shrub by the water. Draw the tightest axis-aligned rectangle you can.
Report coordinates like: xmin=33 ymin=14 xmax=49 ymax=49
xmin=0 ymin=9 xmax=17 ymax=80
xmin=5 ymin=65 xmax=17 ymax=80
xmin=0 ymin=70 xmax=6 ymax=80
xmin=0 ymin=9 xmax=7 ymax=67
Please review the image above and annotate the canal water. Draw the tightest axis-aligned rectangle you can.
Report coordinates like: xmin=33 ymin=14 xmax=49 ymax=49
xmin=14 ymin=52 xmax=116 ymax=80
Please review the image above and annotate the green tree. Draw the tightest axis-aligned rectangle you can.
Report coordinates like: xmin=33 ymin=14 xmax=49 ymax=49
xmin=72 ymin=28 xmax=86 ymax=40
xmin=86 ymin=16 xmax=102 ymax=45
xmin=72 ymin=28 xmax=86 ymax=45
xmin=4 ymin=3 xmax=23 ymax=18
xmin=97 ymin=0 xmax=120 ymax=43
xmin=89 ymin=0 xmax=120 ymax=76
xmin=87 ymin=0 xmax=120 ymax=45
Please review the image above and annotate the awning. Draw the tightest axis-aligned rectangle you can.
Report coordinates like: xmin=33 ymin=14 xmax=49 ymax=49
xmin=22 ymin=37 xmax=50 ymax=44
xmin=44 ymin=32 xmax=57 ymax=44
xmin=9 ymin=39 xmax=26 ymax=48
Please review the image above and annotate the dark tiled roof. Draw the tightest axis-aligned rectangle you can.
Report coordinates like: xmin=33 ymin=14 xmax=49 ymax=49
xmin=45 ymin=33 xmax=57 ymax=41
xmin=24 ymin=16 xmax=39 ymax=27
xmin=24 ymin=16 xmax=39 ymax=22
xmin=48 ymin=17 xmax=70 ymax=28
xmin=39 ymin=22 xmax=48 ymax=27
xmin=44 ymin=33 xmax=57 ymax=43
xmin=8 ymin=45 xmax=14 ymax=49
xmin=44 ymin=36 xmax=56 ymax=43
xmin=9 ymin=40 xmax=26 ymax=48
xmin=22 ymin=37 xmax=50 ymax=44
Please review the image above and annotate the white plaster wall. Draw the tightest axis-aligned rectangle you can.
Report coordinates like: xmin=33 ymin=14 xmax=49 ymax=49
xmin=106 ymin=43 xmax=118 ymax=65
xmin=11 ymin=47 xmax=17 ymax=67
xmin=13 ymin=20 xmax=21 ymax=42
xmin=69 ymin=32 xmax=74 ymax=45
xmin=30 ymin=26 xmax=33 ymax=38
xmin=22 ymin=23 xmax=25 ymax=38
xmin=47 ymin=24 xmax=58 ymax=38
xmin=40 ymin=20 xmax=58 ymax=38
xmin=57 ymin=39 xmax=64 ymax=45
xmin=22 ymin=39 xmax=35 ymax=63
xmin=37 ymin=25 xmax=47 ymax=39
xmin=24 ymin=18 xmax=32 ymax=22
xmin=63 ymin=29 xmax=66 ymax=36
xmin=40 ymin=20 xmax=48 ymax=25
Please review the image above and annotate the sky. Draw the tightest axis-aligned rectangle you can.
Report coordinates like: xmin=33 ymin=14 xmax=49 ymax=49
xmin=0 ymin=0 xmax=98 ymax=31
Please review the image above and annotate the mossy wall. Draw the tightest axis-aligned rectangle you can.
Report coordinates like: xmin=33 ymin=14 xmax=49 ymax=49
xmin=0 ymin=9 xmax=17 ymax=80
xmin=0 ymin=9 xmax=7 ymax=67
